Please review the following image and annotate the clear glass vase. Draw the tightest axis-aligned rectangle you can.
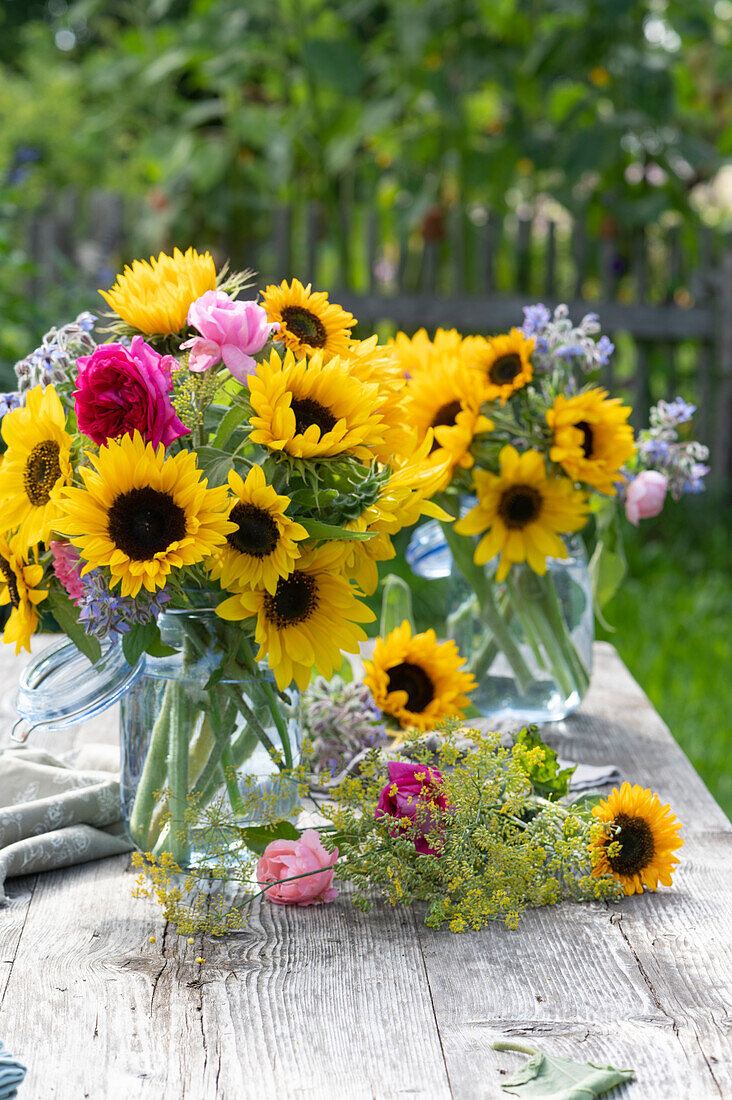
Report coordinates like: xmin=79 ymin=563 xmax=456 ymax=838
xmin=407 ymin=523 xmax=593 ymax=724
xmin=119 ymin=609 xmax=301 ymax=870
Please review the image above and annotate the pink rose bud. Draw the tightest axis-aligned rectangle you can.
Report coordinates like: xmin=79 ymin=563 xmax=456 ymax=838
xmin=74 ymin=337 xmax=189 ymax=447
xmin=257 ymin=830 xmax=339 ymax=907
xmin=181 ymin=290 xmax=277 ymax=382
xmin=375 ymin=761 xmax=449 ymax=856
xmin=624 ymin=470 xmax=668 ymax=526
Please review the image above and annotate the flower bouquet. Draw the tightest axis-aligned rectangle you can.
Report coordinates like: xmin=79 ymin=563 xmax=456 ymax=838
xmin=0 ymin=249 xmax=447 ymax=868
xmin=391 ymin=305 xmax=710 ymax=722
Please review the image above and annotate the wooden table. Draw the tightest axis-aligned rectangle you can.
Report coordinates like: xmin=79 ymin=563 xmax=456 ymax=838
xmin=0 ymin=641 xmax=730 ymax=1099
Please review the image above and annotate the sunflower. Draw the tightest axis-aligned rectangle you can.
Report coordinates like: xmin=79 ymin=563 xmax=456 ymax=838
xmin=57 ymin=431 xmax=234 ymax=598
xmin=248 ymin=348 xmax=384 ymax=462
xmin=461 ymin=328 xmax=535 ymax=404
xmin=407 ymin=357 xmax=492 ymax=474
xmin=364 ymin=620 xmax=476 ymax=731
xmin=387 ymin=328 xmax=465 ymax=377
xmin=455 ymin=445 xmax=589 ymax=581
xmin=262 ymin=279 xmax=355 ymax=360
xmin=208 ymin=465 xmax=308 ymax=595
xmin=0 ymin=534 xmax=47 ymax=654
xmin=342 ymin=336 xmax=414 ymax=462
xmin=217 ymin=543 xmax=374 ymax=691
xmin=591 ymin=783 xmax=683 ymax=896
xmin=99 ymin=247 xmax=217 ymax=335
xmin=547 ymin=388 xmax=635 ymax=495
xmin=0 ymin=385 xmax=73 ymax=553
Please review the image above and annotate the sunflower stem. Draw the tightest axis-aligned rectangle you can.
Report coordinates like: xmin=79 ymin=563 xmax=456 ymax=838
xmin=128 ymin=681 xmax=175 ymax=850
xmin=167 ymin=680 xmax=190 ymax=866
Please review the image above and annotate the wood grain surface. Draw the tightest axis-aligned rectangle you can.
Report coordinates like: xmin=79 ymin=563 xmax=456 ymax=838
xmin=0 ymin=640 xmax=729 ymax=1099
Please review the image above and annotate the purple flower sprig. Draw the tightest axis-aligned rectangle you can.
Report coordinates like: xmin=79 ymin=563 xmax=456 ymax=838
xmin=78 ymin=572 xmax=171 ymax=642
xmin=13 ymin=312 xmax=97 ymax=397
xmin=521 ymin=303 xmax=614 ymax=374
xmin=634 ymin=397 xmax=710 ymax=501
xmin=304 ymin=676 xmax=388 ymax=775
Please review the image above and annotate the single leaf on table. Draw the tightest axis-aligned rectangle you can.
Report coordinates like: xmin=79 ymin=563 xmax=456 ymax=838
xmin=493 ymin=1041 xmax=634 ymax=1098
xmin=235 ymin=820 xmax=301 ymax=856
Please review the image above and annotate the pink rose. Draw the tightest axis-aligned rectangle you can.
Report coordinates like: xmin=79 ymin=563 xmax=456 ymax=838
xmin=257 ymin=830 xmax=339 ymax=907
xmin=74 ymin=337 xmax=189 ymax=447
xmin=625 ymin=470 xmax=668 ymax=526
xmin=181 ymin=290 xmax=276 ymax=382
xmin=376 ymin=761 xmax=449 ymax=855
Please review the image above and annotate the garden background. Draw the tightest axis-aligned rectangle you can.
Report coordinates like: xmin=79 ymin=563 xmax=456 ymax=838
xmin=1 ymin=0 xmax=730 ymax=812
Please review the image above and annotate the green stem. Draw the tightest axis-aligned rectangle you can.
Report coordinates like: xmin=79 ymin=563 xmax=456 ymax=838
xmin=221 ymin=745 xmax=248 ymax=816
xmin=128 ymin=682 xmax=175 ymax=850
xmin=167 ymin=681 xmax=189 ymax=865
xmin=491 ymin=1040 xmax=538 ymax=1056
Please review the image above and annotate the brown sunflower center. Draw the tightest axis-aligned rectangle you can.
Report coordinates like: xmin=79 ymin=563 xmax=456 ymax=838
xmin=576 ymin=420 xmax=594 ymax=458
xmin=498 ymin=484 xmax=542 ymax=529
xmin=23 ymin=440 xmax=61 ymax=506
xmin=291 ymin=396 xmax=337 ymax=439
xmin=227 ymin=503 xmax=280 ymax=559
xmin=606 ymin=813 xmax=655 ymax=876
xmin=107 ymin=487 xmax=187 ymax=561
xmin=489 ymin=353 xmax=522 ymax=386
xmin=431 ymin=400 xmax=462 ymax=430
xmin=263 ymin=571 xmax=317 ymax=628
xmin=0 ymin=555 xmax=20 ymax=609
xmin=386 ymin=661 xmax=435 ymax=713
xmin=280 ymin=306 xmax=327 ymax=347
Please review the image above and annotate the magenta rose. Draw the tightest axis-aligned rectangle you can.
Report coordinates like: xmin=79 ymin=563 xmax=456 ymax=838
xmin=180 ymin=290 xmax=277 ymax=382
xmin=376 ymin=761 xmax=449 ymax=855
xmin=74 ymin=337 xmax=189 ymax=447
xmin=256 ymin=830 xmax=339 ymax=907
xmin=624 ymin=470 xmax=668 ymax=526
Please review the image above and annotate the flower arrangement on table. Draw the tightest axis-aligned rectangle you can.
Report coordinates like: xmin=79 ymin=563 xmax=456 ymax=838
xmin=0 ymin=249 xmax=449 ymax=863
xmin=388 ymin=304 xmax=710 ymax=714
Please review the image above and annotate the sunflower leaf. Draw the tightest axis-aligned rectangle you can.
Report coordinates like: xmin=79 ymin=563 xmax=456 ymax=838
xmin=122 ymin=621 xmax=174 ymax=666
xmin=234 ymin=820 xmax=301 ymax=855
xmin=213 ymin=405 xmax=247 ymax=450
xmin=493 ymin=1041 xmax=634 ymax=1098
xmin=44 ymin=584 xmax=101 ymax=665
xmin=299 ymin=518 xmax=375 ymax=541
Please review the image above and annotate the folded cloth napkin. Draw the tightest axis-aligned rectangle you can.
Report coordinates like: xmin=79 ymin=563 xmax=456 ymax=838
xmin=560 ymin=759 xmax=622 ymax=792
xmin=0 ymin=744 xmax=132 ymax=906
xmin=0 ymin=1040 xmax=26 ymax=1099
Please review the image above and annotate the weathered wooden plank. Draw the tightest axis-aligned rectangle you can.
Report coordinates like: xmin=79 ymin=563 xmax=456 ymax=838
xmin=417 ymin=644 xmax=732 ymax=1099
xmin=331 ymin=293 xmax=716 ymax=340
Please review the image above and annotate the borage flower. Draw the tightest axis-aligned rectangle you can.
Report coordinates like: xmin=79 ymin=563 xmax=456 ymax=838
xmin=364 ymin=621 xmax=476 ymax=731
xmin=591 ymin=783 xmax=683 ymax=896
xmin=0 ymin=535 xmax=47 ymax=654
xmin=455 ymin=445 xmax=589 ymax=581
xmin=217 ymin=543 xmax=374 ymax=691
xmin=261 ymin=279 xmax=355 ymax=360
xmin=0 ymin=385 xmax=73 ymax=553
xmin=57 ymin=431 xmax=234 ymax=598
xmin=208 ymin=465 xmax=308 ymax=595
xmin=100 ymin=247 xmax=217 ymax=335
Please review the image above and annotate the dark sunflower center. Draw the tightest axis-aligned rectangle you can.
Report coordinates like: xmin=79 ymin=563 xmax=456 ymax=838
xmin=386 ymin=661 xmax=435 ymax=713
xmin=107 ymin=487 xmax=187 ymax=561
xmin=489 ymin=353 xmax=522 ymax=386
xmin=0 ymin=555 xmax=20 ymax=609
xmin=498 ymin=484 xmax=542 ymax=529
xmin=606 ymin=813 xmax=656 ymax=876
xmin=23 ymin=440 xmax=61 ymax=506
xmin=227 ymin=503 xmax=280 ymax=559
xmin=263 ymin=571 xmax=317 ymax=628
xmin=280 ymin=306 xmax=327 ymax=347
xmin=576 ymin=420 xmax=594 ymax=458
xmin=431 ymin=400 xmax=462 ymax=430
xmin=291 ymin=396 xmax=337 ymax=438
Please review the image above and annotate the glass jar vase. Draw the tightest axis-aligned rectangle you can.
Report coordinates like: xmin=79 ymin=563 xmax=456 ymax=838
xmin=407 ymin=522 xmax=593 ymax=724
xmin=119 ymin=609 xmax=301 ymax=870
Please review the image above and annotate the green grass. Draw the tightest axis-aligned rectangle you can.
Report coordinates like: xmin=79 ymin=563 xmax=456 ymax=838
xmin=596 ymin=497 xmax=732 ymax=820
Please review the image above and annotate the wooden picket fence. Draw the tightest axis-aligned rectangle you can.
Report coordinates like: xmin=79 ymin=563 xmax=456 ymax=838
xmin=23 ymin=191 xmax=732 ymax=483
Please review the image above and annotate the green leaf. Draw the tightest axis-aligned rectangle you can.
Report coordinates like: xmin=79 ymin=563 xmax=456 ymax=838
xmin=234 ymin=820 xmax=301 ymax=856
xmin=45 ymin=585 xmax=101 ymax=665
xmin=589 ymin=540 xmax=627 ymax=626
xmin=122 ymin=620 xmax=172 ymax=666
xmin=493 ymin=1041 xmax=634 ymax=1098
xmin=380 ymin=573 xmax=414 ymax=636
xmin=195 ymin=445 xmax=234 ymax=486
xmin=302 ymin=38 xmax=367 ymax=95
xmin=213 ymin=405 xmax=246 ymax=450
xmin=570 ymin=793 xmax=604 ymax=815
xmin=300 ymin=518 xmax=374 ymax=542
xmin=514 ymin=727 xmax=575 ymax=801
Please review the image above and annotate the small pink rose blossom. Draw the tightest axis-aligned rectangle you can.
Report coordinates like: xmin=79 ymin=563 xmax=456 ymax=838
xmin=376 ymin=761 xmax=449 ymax=856
xmin=257 ymin=830 xmax=339 ymax=907
xmin=49 ymin=541 xmax=86 ymax=607
xmin=181 ymin=290 xmax=277 ymax=382
xmin=74 ymin=337 xmax=189 ymax=447
xmin=624 ymin=470 xmax=668 ymax=526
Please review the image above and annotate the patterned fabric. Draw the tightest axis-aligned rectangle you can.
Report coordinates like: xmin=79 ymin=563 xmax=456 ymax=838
xmin=0 ymin=744 xmax=132 ymax=906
